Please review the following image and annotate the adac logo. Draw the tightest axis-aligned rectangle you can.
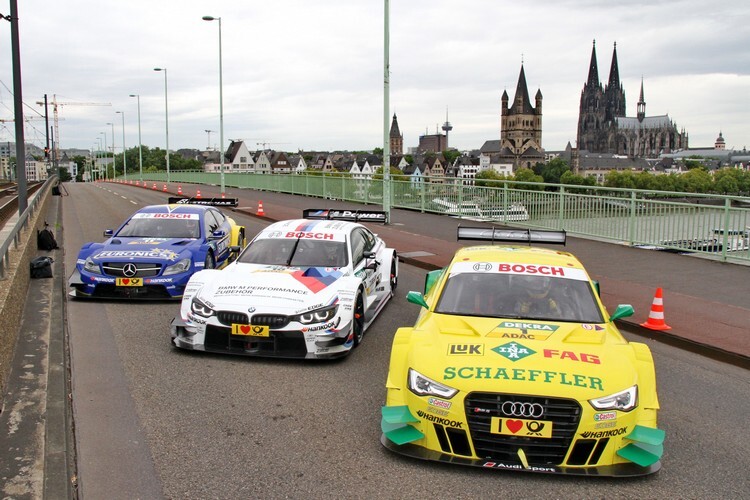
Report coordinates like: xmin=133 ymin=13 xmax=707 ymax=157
xmin=491 ymin=342 xmax=535 ymax=362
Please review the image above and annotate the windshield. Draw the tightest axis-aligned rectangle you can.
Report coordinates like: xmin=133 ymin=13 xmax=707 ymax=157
xmin=239 ymin=238 xmax=348 ymax=268
xmin=116 ymin=215 xmax=201 ymax=239
xmin=435 ymin=272 xmax=603 ymax=323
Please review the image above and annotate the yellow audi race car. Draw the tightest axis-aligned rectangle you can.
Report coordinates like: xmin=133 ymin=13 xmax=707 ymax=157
xmin=381 ymin=227 xmax=665 ymax=476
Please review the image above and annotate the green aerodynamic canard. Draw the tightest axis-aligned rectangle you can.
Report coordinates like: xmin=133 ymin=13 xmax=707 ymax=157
xmin=381 ymin=228 xmax=665 ymax=476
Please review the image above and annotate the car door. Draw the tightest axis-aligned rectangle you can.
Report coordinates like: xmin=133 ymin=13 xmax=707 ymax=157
xmin=350 ymin=227 xmax=380 ymax=313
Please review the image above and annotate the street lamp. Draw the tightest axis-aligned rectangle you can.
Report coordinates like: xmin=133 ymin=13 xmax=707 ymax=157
xmin=154 ymin=67 xmax=170 ymax=182
xmin=99 ymin=131 xmax=107 ymax=181
xmin=202 ymin=15 xmax=225 ymax=195
xmin=107 ymin=121 xmax=116 ymax=179
xmin=129 ymin=94 xmax=143 ymax=183
xmin=116 ymin=111 xmax=127 ymax=180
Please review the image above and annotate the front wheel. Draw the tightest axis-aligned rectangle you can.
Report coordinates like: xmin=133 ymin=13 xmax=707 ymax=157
xmin=352 ymin=289 xmax=365 ymax=347
xmin=204 ymin=251 xmax=216 ymax=269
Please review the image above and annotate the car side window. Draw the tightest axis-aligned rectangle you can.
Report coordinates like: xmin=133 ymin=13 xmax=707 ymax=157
xmin=361 ymin=228 xmax=376 ymax=252
xmin=211 ymin=209 xmax=227 ymax=226
xmin=350 ymin=229 xmax=366 ymax=265
xmin=203 ymin=211 xmax=219 ymax=237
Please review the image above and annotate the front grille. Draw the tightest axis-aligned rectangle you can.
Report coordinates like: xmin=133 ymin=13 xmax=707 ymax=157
xmin=102 ymin=262 xmax=162 ymax=277
xmin=250 ymin=314 xmax=290 ymax=329
xmin=465 ymin=392 xmax=581 ymax=466
xmin=92 ymin=284 xmax=172 ymax=299
xmin=204 ymin=325 xmax=307 ymax=357
xmin=217 ymin=311 xmax=249 ymax=326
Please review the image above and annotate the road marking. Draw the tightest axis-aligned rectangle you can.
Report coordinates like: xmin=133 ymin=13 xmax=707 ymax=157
xmin=130 ymin=200 xmax=137 ymax=204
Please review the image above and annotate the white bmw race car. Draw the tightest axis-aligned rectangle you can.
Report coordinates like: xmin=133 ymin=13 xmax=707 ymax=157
xmin=170 ymin=209 xmax=398 ymax=359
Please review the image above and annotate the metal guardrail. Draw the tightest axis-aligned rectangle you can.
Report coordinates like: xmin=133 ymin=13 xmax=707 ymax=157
xmin=120 ymin=172 xmax=750 ymax=263
xmin=0 ymin=178 xmax=55 ymax=279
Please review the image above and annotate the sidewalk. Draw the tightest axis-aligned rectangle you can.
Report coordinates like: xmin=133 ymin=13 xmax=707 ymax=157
xmin=211 ymin=185 xmax=749 ymax=368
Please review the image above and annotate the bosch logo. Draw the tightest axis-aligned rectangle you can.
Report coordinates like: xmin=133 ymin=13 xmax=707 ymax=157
xmin=122 ymin=263 xmax=138 ymax=277
xmin=473 ymin=262 xmax=492 ymax=272
xmin=501 ymin=401 xmax=544 ymax=418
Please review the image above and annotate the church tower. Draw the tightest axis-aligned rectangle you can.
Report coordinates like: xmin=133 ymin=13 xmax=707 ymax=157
xmin=637 ymin=78 xmax=646 ymax=122
xmin=577 ymin=40 xmax=606 ymax=152
xmin=604 ymin=42 xmax=626 ymax=122
xmin=500 ymin=63 xmax=543 ymax=168
xmin=389 ymin=113 xmax=403 ymax=155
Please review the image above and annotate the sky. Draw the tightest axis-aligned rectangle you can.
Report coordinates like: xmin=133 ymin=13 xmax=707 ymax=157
xmin=1 ymin=0 xmax=749 ymax=156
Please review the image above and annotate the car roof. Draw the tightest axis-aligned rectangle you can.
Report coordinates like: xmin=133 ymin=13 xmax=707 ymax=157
xmin=451 ymin=245 xmax=586 ymax=270
xmin=135 ymin=204 xmax=210 ymax=216
xmin=258 ymin=218 xmax=363 ymax=237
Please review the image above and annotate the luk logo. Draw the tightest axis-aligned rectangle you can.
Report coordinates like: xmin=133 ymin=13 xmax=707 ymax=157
xmin=448 ymin=344 xmax=484 ymax=355
xmin=491 ymin=342 xmax=535 ymax=362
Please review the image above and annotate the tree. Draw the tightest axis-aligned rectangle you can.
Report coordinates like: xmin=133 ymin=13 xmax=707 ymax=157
xmin=535 ymin=157 xmax=571 ymax=185
xmin=474 ymin=169 xmax=507 ymax=187
xmin=681 ymin=168 xmax=712 ymax=193
xmin=513 ymin=168 xmax=544 ymax=190
xmin=442 ymin=149 xmax=461 ymax=165
xmin=372 ymin=147 xmax=383 ymax=156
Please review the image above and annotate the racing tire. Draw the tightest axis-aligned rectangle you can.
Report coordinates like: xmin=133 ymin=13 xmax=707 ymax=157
xmin=390 ymin=256 xmax=398 ymax=292
xmin=352 ymin=289 xmax=365 ymax=348
xmin=205 ymin=251 xmax=216 ymax=270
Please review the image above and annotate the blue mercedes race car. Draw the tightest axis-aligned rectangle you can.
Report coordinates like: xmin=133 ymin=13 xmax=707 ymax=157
xmin=69 ymin=197 xmax=245 ymax=299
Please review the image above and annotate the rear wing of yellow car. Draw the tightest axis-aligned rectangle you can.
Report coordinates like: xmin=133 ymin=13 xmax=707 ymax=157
xmin=303 ymin=209 xmax=388 ymax=224
xmin=457 ymin=226 xmax=566 ymax=245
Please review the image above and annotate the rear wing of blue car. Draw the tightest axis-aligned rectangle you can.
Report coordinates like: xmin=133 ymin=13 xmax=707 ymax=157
xmin=168 ymin=197 xmax=238 ymax=208
xmin=457 ymin=226 xmax=566 ymax=245
xmin=303 ymin=209 xmax=388 ymax=224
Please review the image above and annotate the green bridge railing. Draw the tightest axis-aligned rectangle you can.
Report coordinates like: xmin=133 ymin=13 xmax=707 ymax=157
xmin=124 ymin=171 xmax=750 ymax=263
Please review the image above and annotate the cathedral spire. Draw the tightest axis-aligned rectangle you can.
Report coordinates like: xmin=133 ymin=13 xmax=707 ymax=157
xmin=637 ymin=77 xmax=646 ymax=122
xmin=608 ymin=41 xmax=620 ymax=88
xmin=587 ymin=39 xmax=600 ymax=87
xmin=512 ymin=63 xmax=534 ymax=115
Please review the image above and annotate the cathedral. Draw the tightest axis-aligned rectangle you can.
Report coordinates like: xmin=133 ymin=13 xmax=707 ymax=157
xmin=577 ymin=41 xmax=688 ymax=158
xmin=499 ymin=63 xmax=544 ymax=169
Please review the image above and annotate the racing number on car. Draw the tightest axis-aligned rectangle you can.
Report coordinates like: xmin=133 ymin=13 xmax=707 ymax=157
xmin=231 ymin=324 xmax=270 ymax=337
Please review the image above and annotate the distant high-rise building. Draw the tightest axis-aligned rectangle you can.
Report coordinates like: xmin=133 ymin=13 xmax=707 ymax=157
xmin=577 ymin=40 xmax=688 ymax=158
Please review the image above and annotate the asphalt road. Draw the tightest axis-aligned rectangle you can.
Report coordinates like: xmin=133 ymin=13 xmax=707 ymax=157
xmin=63 ymin=183 xmax=749 ymax=499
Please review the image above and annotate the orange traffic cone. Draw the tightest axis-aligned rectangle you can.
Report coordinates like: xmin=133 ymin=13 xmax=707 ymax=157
xmin=162 ymin=184 xmax=167 ymax=192
xmin=256 ymin=200 xmax=265 ymax=217
xmin=196 ymin=189 xmax=202 ymax=199
xmin=152 ymin=183 xmax=157 ymax=190
xmin=221 ymin=191 xmax=225 ymax=199
xmin=177 ymin=185 xmax=183 ymax=195
xmin=641 ymin=288 xmax=671 ymax=331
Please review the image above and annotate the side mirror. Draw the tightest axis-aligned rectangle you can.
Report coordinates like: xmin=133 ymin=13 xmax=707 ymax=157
xmin=209 ymin=229 xmax=226 ymax=240
xmin=609 ymin=304 xmax=634 ymax=322
xmin=364 ymin=251 xmax=376 ymax=259
xmin=424 ymin=269 xmax=443 ymax=296
xmin=103 ymin=229 xmax=114 ymax=237
xmin=407 ymin=291 xmax=429 ymax=309
xmin=228 ymin=245 xmax=241 ymax=263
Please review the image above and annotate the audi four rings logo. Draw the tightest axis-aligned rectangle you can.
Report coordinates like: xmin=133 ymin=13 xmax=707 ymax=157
xmin=122 ymin=263 xmax=138 ymax=277
xmin=501 ymin=401 xmax=544 ymax=418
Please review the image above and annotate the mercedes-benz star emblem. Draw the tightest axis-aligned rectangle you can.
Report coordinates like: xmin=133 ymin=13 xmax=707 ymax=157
xmin=122 ymin=263 xmax=138 ymax=278
xmin=501 ymin=401 xmax=544 ymax=418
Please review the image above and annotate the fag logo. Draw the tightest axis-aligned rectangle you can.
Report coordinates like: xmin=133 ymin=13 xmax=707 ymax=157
xmin=491 ymin=342 xmax=535 ymax=362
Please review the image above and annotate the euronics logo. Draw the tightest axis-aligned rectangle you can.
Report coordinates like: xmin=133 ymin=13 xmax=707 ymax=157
xmin=491 ymin=342 xmax=535 ymax=362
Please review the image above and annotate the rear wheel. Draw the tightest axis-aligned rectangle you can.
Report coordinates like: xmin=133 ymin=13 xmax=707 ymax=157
xmin=352 ymin=289 xmax=365 ymax=347
xmin=389 ymin=256 xmax=398 ymax=292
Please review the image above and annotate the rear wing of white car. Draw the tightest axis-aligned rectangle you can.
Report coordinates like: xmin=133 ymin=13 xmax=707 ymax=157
xmin=168 ymin=197 xmax=238 ymax=208
xmin=303 ymin=209 xmax=388 ymax=224
xmin=457 ymin=225 xmax=566 ymax=245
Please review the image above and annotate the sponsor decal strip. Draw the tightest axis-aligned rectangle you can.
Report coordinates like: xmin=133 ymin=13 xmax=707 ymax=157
xmin=449 ymin=261 xmax=589 ymax=281
xmin=443 ymin=366 xmax=604 ymax=391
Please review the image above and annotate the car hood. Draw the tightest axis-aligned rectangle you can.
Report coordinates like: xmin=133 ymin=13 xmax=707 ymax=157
xmin=410 ymin=314 xmax=638 ymax=399
xmin=88 ymin=237 xmax=196 ymax=262
xmin=197 ymin=264 xmax=347 ymax=312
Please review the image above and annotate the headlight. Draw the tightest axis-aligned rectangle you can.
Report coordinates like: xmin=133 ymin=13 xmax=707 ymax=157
xmin=408 ymin=368 xmax=458 ymax=399
xmin=83 ymin=257 xmax=100 ymax=274
xmin=191 ymin=297 xmax=215 ymax=318
xmin=164 ymin=258 xmax=192 ymax=276
xmin=292 ymin=304 xmax=338 ymax=325
xmin=589 ymin=385 xmax=638 ymax=412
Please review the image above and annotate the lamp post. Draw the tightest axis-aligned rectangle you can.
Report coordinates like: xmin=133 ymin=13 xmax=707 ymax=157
xmin=202 ymin=15 xmax=225 ymax=195
xmin=382 ymin=0 xmax=391 ymax=222
xmin=95 ymin=137 xmax=103 ymax=181
xmin=99 ymin=132 xmax=107 ymax=181
xmin=116 ymin=111 xmax=127 ymax=180
xmin=129 ymin=94 xmax=143 ymax=183
xmin=154 ymin=67 xmax=170 ymax=182
xmin=107 ymin=121 xmax=116 ymax=179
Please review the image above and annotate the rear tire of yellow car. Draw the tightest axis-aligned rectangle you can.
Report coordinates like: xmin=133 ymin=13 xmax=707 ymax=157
xmin=352 ymin=289 xmax=365 ymax=348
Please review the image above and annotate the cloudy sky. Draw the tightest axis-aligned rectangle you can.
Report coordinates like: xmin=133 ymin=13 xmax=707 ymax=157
xmin=1 ymin=0 xmax=748 ymax=156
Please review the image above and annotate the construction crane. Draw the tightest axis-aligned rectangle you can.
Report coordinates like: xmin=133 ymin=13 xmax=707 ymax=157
xmin=36 ymin=94 xmax=111 ymax=163
xmin=255 ymin=140 xmax=290 ymax=150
